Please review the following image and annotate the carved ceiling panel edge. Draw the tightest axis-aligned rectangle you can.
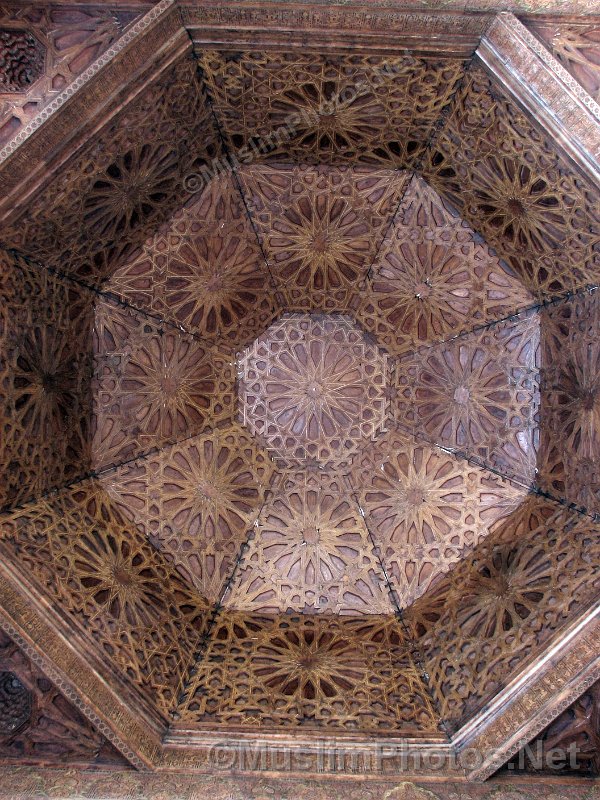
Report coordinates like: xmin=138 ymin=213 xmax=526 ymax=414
xmin=0 ymin=557 xmax=158 ymax=769
xmin=522 ymin=16 xmax=600 ymax=105
xmin=182 ymin=5 xmax=488 ymax=57
xmin=0 ymin=3 xmax=147 ymax=152
xmin=0 ymin=628 xmax=129 ymax=768
xmin=500 ymin=674 xmax=600 ymax=776
xmin=457 ymin=604 xmax=600 ymax=780
xmin=4 ymin=769 xmax=598 ymax=800
xmin=478 ymin=13 xmax=600 ymax=182
xmin=0 ymin=0 xmax=186 ymax=220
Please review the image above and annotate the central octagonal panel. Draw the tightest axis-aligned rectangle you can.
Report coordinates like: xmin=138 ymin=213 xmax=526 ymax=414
xmin=238 ymin=313 xmax=391 ymax=467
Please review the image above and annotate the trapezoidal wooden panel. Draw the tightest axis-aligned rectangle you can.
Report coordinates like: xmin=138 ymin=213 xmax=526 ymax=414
xmin=177 ymin=612 xmax=441 ymax=736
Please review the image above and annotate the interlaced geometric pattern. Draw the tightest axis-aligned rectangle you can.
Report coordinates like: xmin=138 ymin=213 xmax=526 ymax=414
xmin=107 ymin=176 xmax=278 ymax=350
xmin=199 ymin=51 xmax=466 ymax=167
xmin=224 ymin=470 xmax=393 ymax=615
xmin=0 ymin=482 xmax=210 ymax=716
xmin=350 ymin=428 xmax=525 ymax=608
xmin=393 ymin=314 xmax=541 ymax=485
xmin=3 ymin=56 xmax=221 ymax=285
xmin=179 ymin=613 xmax=440 ymax=735
xmin=423 ymin=66 xmax=600 ymax=298
xmin=92 ymin=300 xmax=235 ymax=470
xmin=406 ymin=497 xmax=600 ymax=732
xmin=539 ymin=291 xmax=600 ymax=514
xmin=101 ymin=425 xmax=275 ymax=601
xmin=240 ymin=165 xmax=408 ymax=311
xmin=238 ymin=313 xmax=391 ymax=467
xmin=0 ymin=252 xmax=93 ymax=508
xmin=357 ymin=174 xmax=535 ymax=355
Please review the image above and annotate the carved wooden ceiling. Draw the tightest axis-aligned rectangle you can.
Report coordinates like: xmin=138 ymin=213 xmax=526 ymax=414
xmin=0 ymin=0 xmax=599 ymax=792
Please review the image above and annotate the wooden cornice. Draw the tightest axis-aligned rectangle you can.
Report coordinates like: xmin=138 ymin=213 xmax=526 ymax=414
xmin=477 ymin=12 xmax=600 ymax=186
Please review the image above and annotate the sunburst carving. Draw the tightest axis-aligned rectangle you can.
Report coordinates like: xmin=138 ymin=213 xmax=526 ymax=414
xmin=351 ymin=428 xmax=525 ymax=608
xmin=101 ymin=426 xmax=275 ymax=601
xmin=406 ymin=498 xmax=600 ymax=731
xmin=179 ymin=613 xmax=439 ymax=733
xmin=83 ymin=144 xmax=180 ymax=244
xmin=1 ymin=482 xmax=210 ymax=714
xmin=423 ymin=66 xmax=600 ymax=297
xmin=539 ymin=292 xmax=600 ymax=514
xmin=199 ymin=51 xmax=465 ymax=167
xmin=108 ymin=177 xmax=278 ymax=348
xmin=238 ymin=313 xmax=390 ymax=467
xmin=225 ymin=470 xmax=392 ymax=615
xmin=358 ymin=175 xmax=534 ymax=355
xmin=92 ymin=300 xmax=235 ymax=469
xmin=0 ymin=253 xmax=92 ymax=508
xmin=240 ymin=164 xmax=408 ymax=311
xmin=395 ymin=315 xmax=540 ymax=484
xmin=4 ymin=56 xmax=220 ymax=284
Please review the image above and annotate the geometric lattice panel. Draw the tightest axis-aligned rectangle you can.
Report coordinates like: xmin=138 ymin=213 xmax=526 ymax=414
xmin=107 ymin=175 xmax=278 ymax=350
xmin=423 ymin=66 xmax=600 ymax=299
xmin=406 ymin=496 xmax=600 ymax=732
xmin=0 ymin=482 xmax=210 ymax=718
xmin=357 ymin=174 xmax=535 ymax=356
xmin=0 ymin=252 xmax=93 ymax=509
xmin=101 ymin=425 xmax=275 ymax=602
xmin=238 ymin=313 xmax=391 ymax=468
xmin=240 ymin=165 xmax=409 ymax=312
xmin=3 ymin=55 xmax=221 ymax=286
xmin=92 ymin=300 xmax=235 ymax=470
xmin=393 ymin=314 xmax=541 ymax=486
xmin=538 ymin=290 xmax=600 ymax=515
xmin=200 ymin=51 xmax=466 ymax=168
xmin=350 ymin=427 xmax=526 ymax=608
xmin=224 ymin=469 xmax=393 ymax=615
xmin=177 ymin=612 xmax=441 ymax=736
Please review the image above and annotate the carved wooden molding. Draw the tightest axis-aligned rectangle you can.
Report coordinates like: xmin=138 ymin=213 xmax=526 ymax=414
xmin=453 ymin=600 xmax=600 ymax=780
xmin=478 ymin=13 xmax=600 ymax=186
xmin=0 ymin=0 xmax=186 ymax=221
xmin=0 ymin=555 xmax=162 ymax=769
xmin=182 ymin=4 xmax=488 ymax=57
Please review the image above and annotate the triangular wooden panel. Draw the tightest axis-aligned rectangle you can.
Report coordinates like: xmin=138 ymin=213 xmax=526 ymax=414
xmin=0 ymin=629 xmax=129 ymax=767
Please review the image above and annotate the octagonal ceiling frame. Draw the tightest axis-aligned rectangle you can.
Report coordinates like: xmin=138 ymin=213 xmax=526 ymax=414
xmin=0 ymin=0 xmax=599 ymax=782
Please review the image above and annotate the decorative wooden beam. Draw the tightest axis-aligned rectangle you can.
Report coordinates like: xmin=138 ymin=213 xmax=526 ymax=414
xmin=182 ymin=3 xmax=488 ymax=57
xmin=453 ymin=600 xmax=600 ymax=780
xmin=477 ymin=12 xmax=600 ymax=185
xmin=0 ymin=533 xmax=165 ymax=770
